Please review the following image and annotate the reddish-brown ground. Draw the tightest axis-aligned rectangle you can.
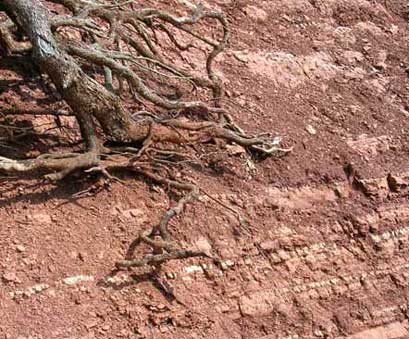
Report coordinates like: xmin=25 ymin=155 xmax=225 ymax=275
xmin=1 ymin=0 xmax=409 ymax=338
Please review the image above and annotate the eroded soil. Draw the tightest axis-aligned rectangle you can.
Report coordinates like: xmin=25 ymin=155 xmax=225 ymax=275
xmin=1 ymin=0 xmax=409 ymax=338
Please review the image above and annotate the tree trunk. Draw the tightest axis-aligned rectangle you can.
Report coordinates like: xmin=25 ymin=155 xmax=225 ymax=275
xmin=1 ymin=0 xmax=288 ymax=154
xmin=2 ymin=0 xmax=151 ymax=144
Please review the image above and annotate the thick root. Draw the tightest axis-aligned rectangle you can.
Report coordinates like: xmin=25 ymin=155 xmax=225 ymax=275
xmin=0 ymin=151 xmax=100 ymax=181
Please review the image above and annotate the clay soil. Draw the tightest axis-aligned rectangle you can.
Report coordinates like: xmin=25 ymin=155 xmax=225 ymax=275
xmin=1 ymin=0 xmax=409 ymax=338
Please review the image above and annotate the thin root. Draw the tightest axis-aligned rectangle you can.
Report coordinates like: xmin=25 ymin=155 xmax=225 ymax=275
xmin=115 ymin=169 xmax=209 ymax=269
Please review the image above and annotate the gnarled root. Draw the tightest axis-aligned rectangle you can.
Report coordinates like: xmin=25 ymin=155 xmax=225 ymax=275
xmin=0 ymin=112 xmax=100 ymax=180
xmin=116 ymin=249 xmax=207 ymax=268
xmin=116 ymin=170 xmax=209 ymax=269
xmin=0 ymin=151 xmax=99 ymax=181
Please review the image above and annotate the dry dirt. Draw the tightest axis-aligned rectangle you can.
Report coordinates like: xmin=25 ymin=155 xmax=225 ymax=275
xmin=1 ymin=0 xmax=409 ymax=338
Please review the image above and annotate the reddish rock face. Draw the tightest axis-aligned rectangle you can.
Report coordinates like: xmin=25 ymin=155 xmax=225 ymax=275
xmin=1 ymin=0 xmax=409 ymax=338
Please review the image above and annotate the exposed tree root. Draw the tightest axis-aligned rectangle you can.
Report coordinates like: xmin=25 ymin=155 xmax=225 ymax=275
xmin=0 ymin=0 xmax=292 ymax=269
xmin=2 ymin=106 xmax=73 ymax=116
xmin=117 ymin=249 xmax=207 ymax=268
xmin=0 ymin=151 xmax=99 ymax=180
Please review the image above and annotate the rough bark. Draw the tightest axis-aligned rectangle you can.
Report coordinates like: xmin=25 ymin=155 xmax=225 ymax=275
xmin=2 ymin=0 xmax=150 ymax=144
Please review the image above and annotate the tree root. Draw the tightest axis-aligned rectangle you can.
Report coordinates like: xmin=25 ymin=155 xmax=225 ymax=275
xmin=2 ymin=106 xmax=73 ymax=116
xmin=0 ymin=0 xmax=292 ymax=269
xmin=160 ymin=118 xmax=293 ymax=157
xmin=0 ymin=109 xmax=100 ymax=181
xmin=0 ymin=19 xmax=31 ymax=53
xmin=115 ymin=170 xmax=209 ymax=269
xmin=116 ymin=249 xmax=207 ymax=268
xmin=0 ymin=151 xmax=99 ymax=181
